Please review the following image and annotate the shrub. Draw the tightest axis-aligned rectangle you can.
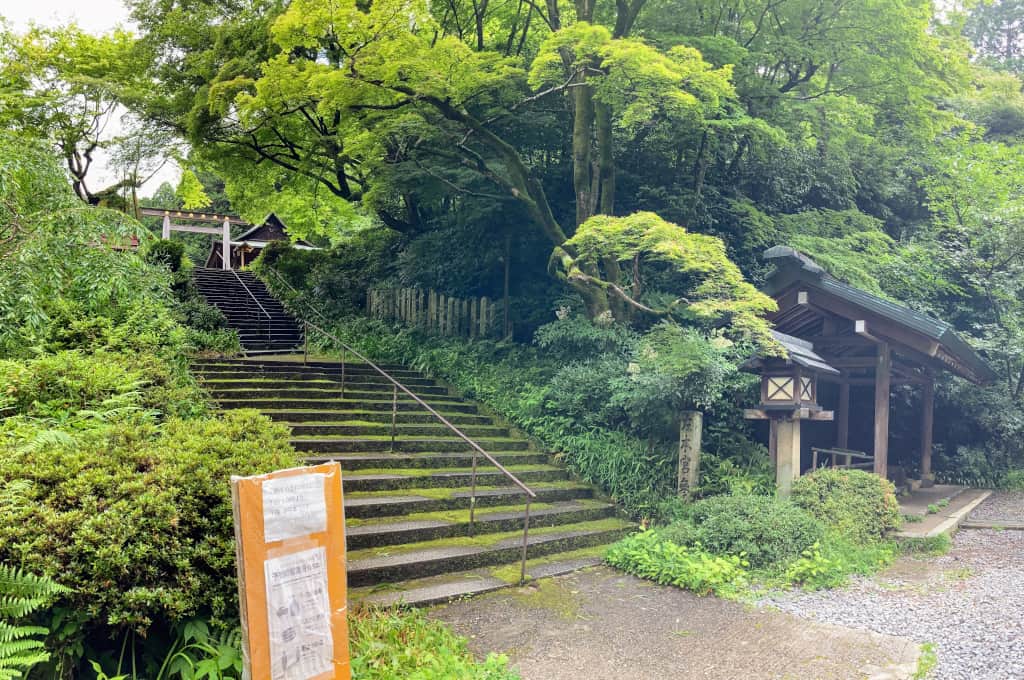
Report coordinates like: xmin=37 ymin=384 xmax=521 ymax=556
xmin=791 ymin=469 xmax=901 ymax=544
xmin=605 ymin=530 xmax=749 ymax=597
xmin=145 ymin=240 xmax=186 ymax=272
xmin=656 ymin=518 xmax=700 ymax=546
xmin=1000 ymin=469 xmax=1024 ymax=490
xmin=687 ymin=495 xmax=824 ymax=568
xmin=0 ymin=410 xmax=299 ymax=638
xmin=349 ymin=607 xmax=519 ymax=679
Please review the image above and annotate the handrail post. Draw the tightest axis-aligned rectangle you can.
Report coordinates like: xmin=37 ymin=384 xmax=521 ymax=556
xmin=520 ymin=499 xmax=532 ymax=585
xmin=341 ymin=348 xmax=346 ymax=398
xmin=303 ymin=321 xmax=309 ymax=366
xmin=469 ymin=452 xmax=478 ymax=536
xmin=389 ymin=384 xmax=398 ymax=452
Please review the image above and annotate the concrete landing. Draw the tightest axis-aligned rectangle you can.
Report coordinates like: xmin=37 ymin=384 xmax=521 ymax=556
xmin=896 ymin=487 xmax=992 ymax=538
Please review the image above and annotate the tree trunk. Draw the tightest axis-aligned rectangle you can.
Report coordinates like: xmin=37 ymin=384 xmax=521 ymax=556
xmin=572 ymin=82 xmax=596 ymax=227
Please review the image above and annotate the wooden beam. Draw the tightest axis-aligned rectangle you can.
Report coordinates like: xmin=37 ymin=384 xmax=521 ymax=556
xmin=874 ymin=343 xmax=891 ymax=477
xmin=169 ymin=225 xmax=223 ymax=235
xmin=921 ymin=378 xmax=935 ymax=481
xmin=837 ymin=382 xmax=850 ymax=448
xmin=140 ymin=207 xmax=249 ymax=225
xmin=776 ymin=417 xmax=801 ymax=497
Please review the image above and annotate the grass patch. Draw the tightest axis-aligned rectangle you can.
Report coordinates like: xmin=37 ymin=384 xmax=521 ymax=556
xmin=902 ymin=513 xmax=924 ymax=523
xmin=899 ymin=534 xmax=952 ymax=557
xmin=913 ymin=642 xmax=938 ymax=679
xmin=508 ymin=578 xmax=581 ymax=619
xmin=349 ymin=606 xmax=519 ymax=679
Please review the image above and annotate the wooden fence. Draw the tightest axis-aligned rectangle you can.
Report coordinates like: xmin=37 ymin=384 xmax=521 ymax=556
xmin=367 ymin=288 xmax=501 ymax=338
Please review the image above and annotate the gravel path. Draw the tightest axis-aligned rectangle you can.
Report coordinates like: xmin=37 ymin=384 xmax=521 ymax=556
xmin=764 ymin=530 xmax=1024 ymax=680
xmin=968 ymin=490 xmax=1024 ymax=522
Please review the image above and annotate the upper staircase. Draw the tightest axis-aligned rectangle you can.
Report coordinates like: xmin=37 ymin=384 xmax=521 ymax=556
xmin=192 ymin=267 xmax=304 ymax=353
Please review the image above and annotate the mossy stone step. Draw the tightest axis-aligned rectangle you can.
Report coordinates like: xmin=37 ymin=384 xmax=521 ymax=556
xmin=216 ymin=399 xmax=479 ymax=413
xmin=342 ymin=466 xmax=565 ymax=492
xmin=292 ymin=436 xmax=530 ymax=453
xmin=345 ymin=520 xmax=632 ymax=587
xmin=199 ymin=376 xmax=440 ymax=388
xmin=344 ymin=484 xmax=593 ymax=518
xmin=350 ymin=552 xmax=608 ymax=607
xmin=192 ymin=358 xmax=411 ymax=372
xmin=208 ymin=387 xmax=451 ymax=400
xmin=289 ymin=423 xmax=509 ymax=438
xmin=344 ymin=500 xmax=617 ymax=550
xmin=260 ymin=410 xmax=493 ymax=425
xmin=303 ymin=451 xmax=552 ymax=470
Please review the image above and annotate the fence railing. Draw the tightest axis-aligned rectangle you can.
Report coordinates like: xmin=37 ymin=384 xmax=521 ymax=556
xmin=259 ymin=267 xmax=537 ymax=584
xmin=367 ymin=287 xmax=501 ymax=339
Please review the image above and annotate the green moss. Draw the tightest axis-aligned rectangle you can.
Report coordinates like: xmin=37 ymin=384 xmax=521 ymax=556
xmin=345 ymin=500 xmax=608 ymax=527
xmin=507 ymin=578 xmax=582 ymax=620
xmin=491 ymin=545 xmax=610 ymax=584
xmin=346 ymin=518 xmax=631 ymax=561
xmin=346 ymin=480 xmax=586 ymax=500
xmin=344 ymin=464 xmax=556 ymax=478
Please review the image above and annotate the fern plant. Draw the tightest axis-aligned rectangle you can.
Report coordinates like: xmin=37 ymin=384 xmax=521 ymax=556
xmin=0 ymin=564 xmax=67 ymax=680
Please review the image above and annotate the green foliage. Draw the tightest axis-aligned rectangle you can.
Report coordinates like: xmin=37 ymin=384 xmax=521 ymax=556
xmin=349 ymin=607 xmax=519 ymax=679
xmin=0 ymin=565 xmax=68 ymax=680
xmin=0 ymin=410 xmax=299 ymax=640
xmin=175 ymin=171 xmax=211 ymax=210
xmin=145 ymin=240 xmax=186 ymax=273
xmin=685 ymin=495 xmax=824 ymax=569
xmin=605 ymin=530 xmax=749 ymax=598
xmin=898 ymin=534 xmax=952 ymax=557
xmin=791 ymin=469 xmax=901 ymax=545
xmin=914 ymin=642 xmax=938 ymax=680
xmin=555 ymin=212 xmax=778 ymax=342
xmin=1000 ymin=469 xmax=1024 ymax=490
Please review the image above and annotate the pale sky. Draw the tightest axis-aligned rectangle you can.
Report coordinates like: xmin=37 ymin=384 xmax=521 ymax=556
xmin=3 ymin=0 xmax=181 ymax=196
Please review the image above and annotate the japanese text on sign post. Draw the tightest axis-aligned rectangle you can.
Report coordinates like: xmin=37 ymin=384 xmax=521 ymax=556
xmin=232 ymin=462 xmax=350 ymax=680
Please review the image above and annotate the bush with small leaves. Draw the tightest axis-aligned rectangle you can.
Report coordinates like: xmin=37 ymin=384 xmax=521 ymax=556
xmin=791 ymin=468 xmax=901 ymax=545
xmin=687 ymin=494 xmax=824 ymax=568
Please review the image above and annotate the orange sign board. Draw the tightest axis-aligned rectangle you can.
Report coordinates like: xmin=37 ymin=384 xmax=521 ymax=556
xmin=231 ymin=462 xmax=351 ymax=680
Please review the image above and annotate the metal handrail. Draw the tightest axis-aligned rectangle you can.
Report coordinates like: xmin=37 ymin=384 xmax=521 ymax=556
xmin=259 ymin=265 xmax=537 ymax=584
xmin=231 ymin=269 xmax=273 ymax=344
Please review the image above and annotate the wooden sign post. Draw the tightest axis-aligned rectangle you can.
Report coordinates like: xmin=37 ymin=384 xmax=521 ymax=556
xmin=231 ymin=462 xmax=351 ymax=680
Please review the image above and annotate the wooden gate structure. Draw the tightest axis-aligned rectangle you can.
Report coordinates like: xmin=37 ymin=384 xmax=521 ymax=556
xmin=142 ymin=208 xmax=248 ymax=271
xmin=745 ymin=247 xmax=996 ymax=495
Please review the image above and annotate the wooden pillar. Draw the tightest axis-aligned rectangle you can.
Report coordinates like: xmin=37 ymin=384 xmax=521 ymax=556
xmin=221 ymin=218 xmax=231 ymax=271
xmin=837 ymin=381 xmax=851 ymax=466
xmin=162 ymin=214 xmax=171 ymax=239
xmin=775 ymin=415 xmax=801 ymax=497
xmin=920 ymin=378 xmax=935 ymax=485
xmin=873 ymin=343 xmax=891 ymax=477
xmin=677 ymin=411 xmax=703 ymax=498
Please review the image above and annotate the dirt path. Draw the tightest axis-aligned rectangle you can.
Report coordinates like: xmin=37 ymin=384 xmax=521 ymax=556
xmin=431 ymin=566 xmax=920 ymax=680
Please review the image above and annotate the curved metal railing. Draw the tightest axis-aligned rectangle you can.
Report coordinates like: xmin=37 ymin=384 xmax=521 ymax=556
xmin=259 ymin=265 xmax=538 ymax=584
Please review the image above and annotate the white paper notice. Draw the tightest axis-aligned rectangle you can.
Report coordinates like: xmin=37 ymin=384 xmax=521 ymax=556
xmin=264 ymin=547 xmax=334 ymax=680
xmin=262 ymin=474 xmax=328 ymax=543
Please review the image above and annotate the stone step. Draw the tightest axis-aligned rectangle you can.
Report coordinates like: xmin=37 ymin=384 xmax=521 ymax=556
xmin=198 ymin=373 xmax=439 ymax=387
xmin=346 ymin=519 xmax=631 ymax=587
xmin=351 ymin=555 xmax=607 ymax=607
xmin=344 ymin=499 xmax=615 ymax=549
xmin=200 ymin=378 xmax=445 ymax=393
xmin=341 ymin=466 xmax=565 ymax=492
xmin=304 ymin=451 xmax=552 ymax=469
xmin=289 ymin=422 xmax=508 ymax=438
xmin=208 ymin=386 xmax=450 ymax=399
xmin=217 ymin=398 xmax=479 ymax=413
xmin=292 ymin=436 xmax=530 ymax=453
xmin=344 ymin=484 xmax=593 ymax=519
xmin=259 ymin=409 xmax=490 ymax=425
xmin=193 ymin=358 xmax=410 ymax=372
xmin=193 ymin=362 xmax=417 ymax=377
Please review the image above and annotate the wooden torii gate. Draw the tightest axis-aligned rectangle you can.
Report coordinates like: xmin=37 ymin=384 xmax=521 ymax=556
xmin=141 ymin=208 xmax=249 ymax=271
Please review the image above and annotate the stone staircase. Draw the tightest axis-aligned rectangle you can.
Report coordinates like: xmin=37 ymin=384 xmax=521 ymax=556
xmin=192 ymin=267 xmax=304 ymax=352
xmin=194 ymin=357 xmax=632 ymax=606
